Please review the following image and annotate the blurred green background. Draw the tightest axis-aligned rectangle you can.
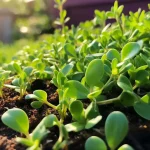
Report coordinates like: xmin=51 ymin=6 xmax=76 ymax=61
xmin=0 ymin=0 xmax=54 ymax=64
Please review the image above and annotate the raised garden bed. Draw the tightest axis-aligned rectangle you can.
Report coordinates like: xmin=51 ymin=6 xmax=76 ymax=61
xmin=0 ymin=1 xmax=150 ymax=150
xmin=49 ymin=0 xmax=150 ymax=26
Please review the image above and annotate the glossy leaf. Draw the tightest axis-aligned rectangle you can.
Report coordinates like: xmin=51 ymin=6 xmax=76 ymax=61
xmin=64 ymin=43 xmax=77 ymax=57
xmin=118 ymin=144 xmax=134 ymax=150
xmin=61 ymin=63 xmax=74 ymax=76
xmin=70 ymin=100 xmax=85 ymax=122
xmin=85 ymin=102 xmax=100 ymax=120
xmin=65 ymin=122 xmax=85 ymax=132
xmin=117 ymin=75 xmax=133 ymax=92
xmin=31 ymin=101 xmax=43 ymax=109
xmin=85 ymin=59 xmax=104 ymax=87
xmin=134 ymin=101 xmax=150 ymax=120
xmin=33 ymin=90 xmax=47 ymax=103
xmin=85 ymin=136 xmax=107 ymax=150
xmin=120 ymin=91 xmax=138 ymax=106
xmin=105 ymin=111 xmax=128 ymax=150
xmin=85 ymin=116 xmax=102 ymax=129
xmin=106 ymin=49 xmax=120 ymax=61
xmin=64 ymin=80 xmax=89 ymax=99
xmin=121 ymin=42 xmax=140 ymax=61
xmin=135 ymin=70 xmax=149 ymax=85
xmin=111 ymin=58 xmax=118 ymax=75
xmin=141 ymin=93 xmax=150 ymax=103
xmin=1 ymin=108 xmax=29 ymax=136
xmin=119 ymin=63 xmax=133 ymax=74
xmin=25 ymin=94 xmax=38 ymax=100
xmin=87 ymin=90 xmax=102 ymax=99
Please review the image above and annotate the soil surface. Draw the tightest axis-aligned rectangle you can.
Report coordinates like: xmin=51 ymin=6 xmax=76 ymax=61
xmin=0 ymin=80 xmax=150 ymax=150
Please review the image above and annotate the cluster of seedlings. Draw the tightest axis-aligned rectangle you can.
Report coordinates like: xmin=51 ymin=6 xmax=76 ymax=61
xmin=1 ymin=1 xmax=150 ymax=150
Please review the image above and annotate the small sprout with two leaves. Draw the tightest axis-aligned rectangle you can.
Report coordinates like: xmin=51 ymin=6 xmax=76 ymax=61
xmin=25 ymin=90 xmax=57 ymax=110
xmin=85 ymin=111 xmax=132 ymax=150
xmin=1 ymin=108 xmax=68 ymax=150
xmin=65 ymin=100 xmax=102 ymax=132
xmin=4 ymin=63 xmax=33 ymax=99
xmin=54 ymin=0 xmax=70 ymax=33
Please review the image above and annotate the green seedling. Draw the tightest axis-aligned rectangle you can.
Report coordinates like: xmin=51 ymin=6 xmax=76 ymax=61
xmin=85 ymin=111 xmax=130 ymax=150
xmin=31 ymin=58 xmax=53 ymax=79
xmin=85 ymin=136 xmax=107 ymax=150
xmin=1 ymin=108 xmax=68 ymax=150
xmin=65 ymin=100 xmax=102 ymax=132
xmin=0 ymin=70 xmax=10 ymax=97
xmin=25 ymin=90 xmax=57 ymax=110
xmin=4 ymin=63 xmax=33 ymax=99
xmin=1 ymin=108 xmax=29 ymax=137
xmin=54 ymin=0 xmax=70 ymax=33
xmin=105 ymin=111 xmax=128 ymax=150
xmin=1 ymin=2 xmax=150 ymax=150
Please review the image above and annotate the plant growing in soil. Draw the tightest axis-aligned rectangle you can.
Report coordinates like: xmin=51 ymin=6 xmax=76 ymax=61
xmin=4 ymin=63 xmax=33 ymax=99
xmin=65 ymin=100 xmax=102 ymax=132
xmin=25 ymin=89 xmax=57 ymax=109
xmin=0 ymin=70 xmax=10 ymax=97
xmin=1 ymin=108 xmax=68 ymax=150
xmin=85 ymin=111 xmax=132 ymax=150
xmin=1 ymin=1 xmax=150 ymax=150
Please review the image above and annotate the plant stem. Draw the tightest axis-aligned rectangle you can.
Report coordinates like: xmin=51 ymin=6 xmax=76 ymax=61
xmin=45 ymin=101 xmax=57 ymax=110
xmin=25 ymin=132 xmax=30 ymax=139
xmin=101 ymin=75 xmax=113 ymax=91
xmin=116 ymin=16 xmax=124 ymax=35
xmin=97 ymin=96 xmax=120 ymax=105
xmin=133 ymin=84 xmax=138 ymax=90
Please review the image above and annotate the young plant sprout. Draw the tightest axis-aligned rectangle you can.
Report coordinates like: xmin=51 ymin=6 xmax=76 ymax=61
xmin=65 ymin=100 xmax=102 ymax=132
xmin=4 ymin=63 xmax=33 ymax=99
xmin=85 ymin=111 xmax=131 ymax=150
xmin=0 ymin=70 xmax=10 ymax=97
xmin=54 ymin=0 xmax=70 ymax=33
xmin=25 ymin=90 xmax=57 ymax=110
xmin=1 ymin=1 xmax=150 ymax=149
xmin=1 ymin=108 xmax=68 ymax=150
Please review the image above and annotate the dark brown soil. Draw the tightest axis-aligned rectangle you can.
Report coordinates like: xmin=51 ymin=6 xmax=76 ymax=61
xmin=0 ymin=80 xmax=150 ymax=150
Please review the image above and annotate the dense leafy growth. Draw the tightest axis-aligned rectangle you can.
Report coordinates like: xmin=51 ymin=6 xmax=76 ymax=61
xmin=1 ymin=1 xmax=150 ymax=150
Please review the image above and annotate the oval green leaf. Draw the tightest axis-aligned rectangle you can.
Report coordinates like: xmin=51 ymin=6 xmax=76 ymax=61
xmin=65 ymin=122 xmax=85 ymax=132
xmin=120 ymin=91 xmax=138 ymax=106
xmin=85 ymin=115 xmax=102 ymax=129
xmin=31 ymin=101 xmax=43 ymax=109
xmin=33 ymin=90 xmax=47 ymax=103
xmin=64 ymin=43 xmax=77 ymax=57
xmin=106 ymin=49 xmax=120 ymax=61
xmin=64 ymin=80 xmax=89 ymax=99
xmin=134 ymin=101 xmax=150 ymax=120
xmin=121 ymin=42 xmax=140 ymax=61
xmin=117 ymin=75 xmax=133 ymax=92
xmin=105 ymin=111 xmax=128 ymax=150
xmin=85 ymin=59 xmax=104 ymax=87
xmin=85 ymin=136 xmax=107 ymax=150
xmin=118 ymin=144 xmax=134 ymax=150
xmin=1 ymin=108 xmax=29 ymax=136
xmin=70 ymin=100 xmax=84 ymax=122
